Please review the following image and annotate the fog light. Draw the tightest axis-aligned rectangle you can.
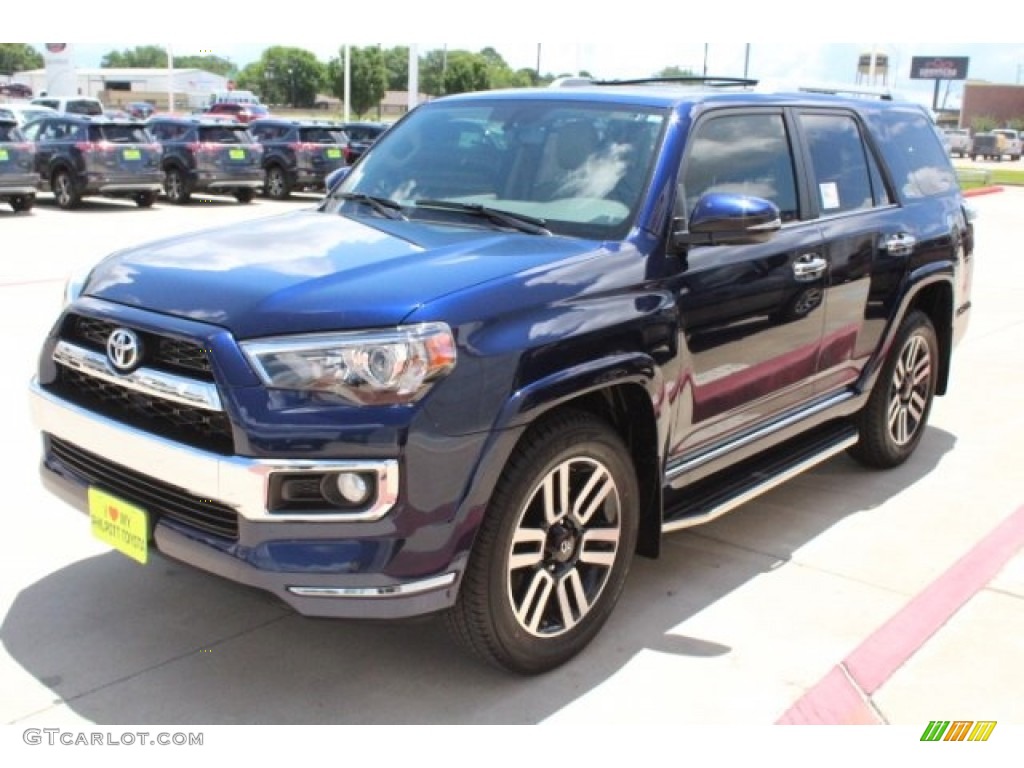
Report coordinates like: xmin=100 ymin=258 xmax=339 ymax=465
xmin=322 ymin=472 xmax=371 ymax=507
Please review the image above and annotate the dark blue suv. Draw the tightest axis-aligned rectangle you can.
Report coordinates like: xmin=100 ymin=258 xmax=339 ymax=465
xmin=146 ymin=117 xmax=263 ymax=204
xmin=21 ymin=115 xmax=163 ymax=209
xmin=31 ymin=79 xmax=973 ymax=674
xmin=248 ymin=118 xmax=350 ymax=199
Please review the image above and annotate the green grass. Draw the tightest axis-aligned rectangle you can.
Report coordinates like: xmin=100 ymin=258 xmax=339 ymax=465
xmin=954 ymin=166 xmax=1024 ymax=190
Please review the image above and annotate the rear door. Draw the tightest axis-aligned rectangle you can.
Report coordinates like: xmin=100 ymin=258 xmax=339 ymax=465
xmin=298 ymin=125 xmax=347 ymax=173
xmin=196 ymin=124 xmax=261 ymax=173
xmin=792 ymin=109 xmax=892 ymax=395
xmin=92 ymin=123 xmax=162 ymax=174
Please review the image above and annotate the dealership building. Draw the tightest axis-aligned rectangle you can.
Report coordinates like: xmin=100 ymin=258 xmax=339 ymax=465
xmin=11 ymin=67 xmax=229 ymax=110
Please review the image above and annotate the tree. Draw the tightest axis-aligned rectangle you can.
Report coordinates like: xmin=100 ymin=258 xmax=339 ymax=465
xmin=971 ymin=115 xmax=997 ymax=133
xmin=235 ymin=47 xmax=325 ymax=107
xmin=0 ymin=43 xmax=43 ymax=74
xmin=173 ymin=55 xmax=237 ymax=77
xmin=443 ymin=52 xmax=489 ymax=96
xmin=101 ymin=45 xmax=168 ymax=68
xmin=383 ymin=46 xmax=409 ymax=91
xmin=327 ymin=47 xmax=388 ymax=117
xmin=655 ymin=65 xmax=697 ymax=78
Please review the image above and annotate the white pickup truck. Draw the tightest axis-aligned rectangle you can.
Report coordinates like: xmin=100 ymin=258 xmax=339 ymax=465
xmin=992 ymin=129 xmax=1022 ymax=161
xmin=943 ymin=128 xmax=971 ymax=158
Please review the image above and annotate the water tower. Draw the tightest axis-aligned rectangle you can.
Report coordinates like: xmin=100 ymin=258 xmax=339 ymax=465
xmin=856 ymin=52 xmax=889 ymax=86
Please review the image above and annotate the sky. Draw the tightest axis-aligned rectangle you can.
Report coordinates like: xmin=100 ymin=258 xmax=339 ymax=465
xmin=11 ymin=1 xmax=1024 ymax=110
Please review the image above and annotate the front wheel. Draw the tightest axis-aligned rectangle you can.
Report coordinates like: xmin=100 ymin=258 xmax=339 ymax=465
xmin=10 ymin=195 xmax=34 ymax=212
xmin=446 ymin=410 xmax=639 ymax=674
xmin=848 ymin=310 xmax=939 ymax=468
xmin=164 ymin=167 xmax=191 ymax=204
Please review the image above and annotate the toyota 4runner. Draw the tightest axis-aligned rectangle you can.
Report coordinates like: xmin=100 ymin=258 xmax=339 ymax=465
xmin=30 ymin=78 xmax=973 ymax=674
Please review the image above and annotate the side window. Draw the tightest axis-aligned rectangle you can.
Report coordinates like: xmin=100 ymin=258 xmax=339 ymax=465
xmin=149 ymin=124 xmax=167 ymax=140
xmin=682 ymin=112 xmax=799 ymax=222
xmin=799 ymin=112 xmax=877 ymax=214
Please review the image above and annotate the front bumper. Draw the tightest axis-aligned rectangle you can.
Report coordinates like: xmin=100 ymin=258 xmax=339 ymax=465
xmin=29 ymin=379 xmax=460 ymax=619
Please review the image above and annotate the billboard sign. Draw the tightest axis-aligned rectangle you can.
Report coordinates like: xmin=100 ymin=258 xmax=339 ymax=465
xmin=43 ymin=43 xmax=77 ymax=96
xmin=910 ymin=56 xmax=969 ymax=80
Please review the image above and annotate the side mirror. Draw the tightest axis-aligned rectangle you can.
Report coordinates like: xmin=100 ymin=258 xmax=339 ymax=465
xmin=672 ymin=192 xmax=782 ymax=248
xmin=325 ymin=165 xmax=351 ymax=194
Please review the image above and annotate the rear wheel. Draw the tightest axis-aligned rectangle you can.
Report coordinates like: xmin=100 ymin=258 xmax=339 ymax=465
xmin=446 ymin=410 xmax=639 ymax=674
xmin=134 ymin=191 xmax=156 ymax=208
xmin=849 ymin=310 xmax=939 ymax=468
xmin=10 ymin=195 xmax=34 ymax=213
xmin=164 ymin=167 xmax=191 ymax=204
xmin=234 ymin=188 xmax=255 ymax=204
xmin=52 ymin=170 xmax=81 ymax=210
xmin=265 ymin=165 xmax=291 ymax=200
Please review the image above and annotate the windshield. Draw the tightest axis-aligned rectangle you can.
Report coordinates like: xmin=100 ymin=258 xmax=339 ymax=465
xmin=327 ymin=99 xmax=666 ymax=239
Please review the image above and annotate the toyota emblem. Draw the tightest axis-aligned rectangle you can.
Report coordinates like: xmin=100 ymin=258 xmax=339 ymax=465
xmin=106 ymin=328 xmax=142 ymax=372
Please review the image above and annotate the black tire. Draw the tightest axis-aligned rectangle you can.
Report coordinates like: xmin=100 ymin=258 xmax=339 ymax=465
xmin=234 ymin=188 xmax=255 ymax=204
xmin=164 ymin=167 xmax=191 ymax=204
xmin=446 ymin=410 xmax=639 ymax=674
xmin=849 ymin=310 xmax=939 ymax=469
xmin=265 ymin=165 xmax=291 ymax=200
xmin=10 ymin=195 xmax=34 ymax=213
xmin=134 ymin=191 xmax=156 ymax=208
xmin=52 ymin=170 xmax=81 ymax=210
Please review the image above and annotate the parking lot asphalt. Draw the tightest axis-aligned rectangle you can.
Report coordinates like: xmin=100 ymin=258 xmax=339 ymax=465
xmin=1 ymin=186 xmax=1021 ymax=730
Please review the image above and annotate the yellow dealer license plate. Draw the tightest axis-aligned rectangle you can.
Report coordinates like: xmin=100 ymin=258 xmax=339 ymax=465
xmin=326 ymin=147 xmax=341 ymax=159
xmin=122 ymin=148 xmax=141 ymax=160
xmin=89 ymin=487 xmax=148 ymax=564
xmin=0 ymin=149 xmax=8 ymax=162
xmin=229 ymin=148 xmax=246 ymax=160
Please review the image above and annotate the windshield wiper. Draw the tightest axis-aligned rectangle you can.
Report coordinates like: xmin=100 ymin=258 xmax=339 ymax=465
xmin=414 ymin=199 xmax=551 ymax=236
xmin=335 ymin=192 xmax=408 ymax=220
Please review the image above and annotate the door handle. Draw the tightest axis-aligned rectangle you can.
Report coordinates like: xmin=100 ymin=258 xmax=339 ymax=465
xmin=883 ymin=233 xmax=917 ymax=257
xmin=793 ymin=253 xmax=827 ymax=281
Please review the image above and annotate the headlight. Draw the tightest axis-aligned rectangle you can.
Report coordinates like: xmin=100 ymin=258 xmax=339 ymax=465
xmin=240 ymin=322 xmax=456 ymax=405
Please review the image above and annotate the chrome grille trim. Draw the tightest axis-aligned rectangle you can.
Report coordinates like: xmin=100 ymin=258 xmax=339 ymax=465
xmin=53 ymin=340 xmax=223 ymax=412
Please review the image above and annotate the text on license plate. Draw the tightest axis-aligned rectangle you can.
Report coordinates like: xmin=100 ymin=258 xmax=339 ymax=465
xmin=229 ymin=148 xmax=246 ymax=160
xmin=122 ymin=148 xmax=142 ymax=160
xmin=89 ymin=487 xmax=148 ymax=564
xmin=326 ymin=148 xmax=341 ymax=158
xmin=0 ymin=149 xmax=8 ymax=162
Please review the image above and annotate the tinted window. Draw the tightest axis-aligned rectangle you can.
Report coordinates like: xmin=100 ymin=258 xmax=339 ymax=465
xmin=682 ymin=112 xmax=798 ymax=222
xmin=198 ymin=125 xmax=253 ymax=144
xmin=874 ymin=109 xmax=957 ymax=199
xmin=800 ymin=112 xmax=877 ymax=214
xmin=91 ymin=124 xmax=152 ymax=143
xmin=299 ymin=127 xmax=340 ymax=143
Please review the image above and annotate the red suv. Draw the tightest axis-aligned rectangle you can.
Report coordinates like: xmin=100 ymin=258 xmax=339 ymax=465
xmin=205 ymin=102 xmax=270 ymax=124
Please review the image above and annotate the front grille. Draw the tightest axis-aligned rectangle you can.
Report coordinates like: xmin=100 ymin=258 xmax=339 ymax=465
xmin=48 ymin=435 xmax=239 ymax=540
xmin=53 ymin=366 xmax=234 ymax=455
xmin=64 ymin=314 xmax=214 ymax=379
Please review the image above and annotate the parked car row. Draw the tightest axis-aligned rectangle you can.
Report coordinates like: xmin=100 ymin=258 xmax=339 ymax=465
xmin=942 ymin=126 xmax=1022 ymax=161
xmin=0 ymin=113 xmax=389 ymax=212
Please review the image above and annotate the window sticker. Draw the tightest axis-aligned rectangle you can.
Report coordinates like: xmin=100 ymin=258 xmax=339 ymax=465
xmin=819 ymin=181 xmax=840 ymax=210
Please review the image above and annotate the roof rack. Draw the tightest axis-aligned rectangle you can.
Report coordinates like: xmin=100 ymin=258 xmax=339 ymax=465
xmin=594 ymin=76 xmax=759 ymax=88
xmin=793 ymin=82 xmax=893 ymax=101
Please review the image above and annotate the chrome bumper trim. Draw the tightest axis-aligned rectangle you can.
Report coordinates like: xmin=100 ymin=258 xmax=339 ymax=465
xmin=287 ymin=572 xmax=457 ymax=598
xmin=30 ymin=379 xmax=400 ymax=523
xmin=97 ymin=183 xmax=163 ymax=193
xmin=206 ymin=180 xmax=262 ymax=189
xmin=0 ymin=185 xmax=37 ymax=195
xmin=54 ymin=340 xmax=223 ymax=412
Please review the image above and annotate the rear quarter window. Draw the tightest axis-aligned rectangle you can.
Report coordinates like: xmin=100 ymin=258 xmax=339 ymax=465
xmin=0 ymin=123 xmax=23 ymax=141
xmin=873 ymin=108 xmax=957 ymax=199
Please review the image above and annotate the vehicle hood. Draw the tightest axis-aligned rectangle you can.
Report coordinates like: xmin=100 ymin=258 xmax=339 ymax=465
xmin=83 ymin=209 xmax=598 ymax=338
